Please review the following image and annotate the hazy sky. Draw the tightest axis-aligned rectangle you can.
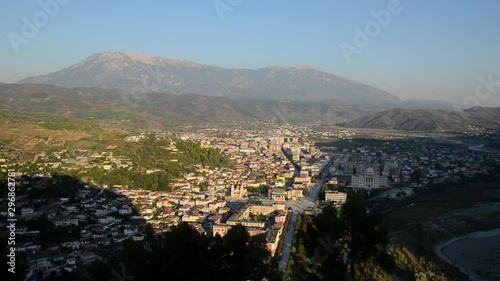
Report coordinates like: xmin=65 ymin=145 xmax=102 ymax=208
xmin=1 ymin=0 xmax=499 ymax=106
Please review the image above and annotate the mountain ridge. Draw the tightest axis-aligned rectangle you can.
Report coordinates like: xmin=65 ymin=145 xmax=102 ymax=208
xmin=0 ymin=83 xmax=370 ymax=127
xmin=2 ymin=83 xmax=498 ymax=132
xmin=342 ymin=107 xmax=500 ymax=132
xmin=19 ymin=51 xmax=404 ymax=107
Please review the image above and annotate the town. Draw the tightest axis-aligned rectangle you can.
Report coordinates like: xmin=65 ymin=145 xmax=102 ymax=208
xmin=1 ymin=124 xmax=499 ymax=279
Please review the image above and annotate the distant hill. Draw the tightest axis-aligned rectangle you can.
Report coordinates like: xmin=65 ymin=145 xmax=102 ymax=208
xmin=400 ymin=99 xmax=454 ymax=110
xmin=0 ymin=83 xmax=370 ymax=127
xmin=0 ymin=110 xmax=112 ymax=161
xmin=342 ymin=107 xmax=500 ymax=132
xmin=18 ymin=51 xmax=406 ymax=107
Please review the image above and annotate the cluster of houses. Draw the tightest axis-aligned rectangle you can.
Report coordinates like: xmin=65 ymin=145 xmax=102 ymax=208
xmin=0 ymin=176 xmax=148 ymax=280
xmin=181 ymin=128 xmax=333 ymax=201
xmin=0 ymin=172 xmax=296 ymax=280
xmin=1 ymin=126 xmax=346 ymax=280
xmin=325 ymin=138 xmax=500 ymax=190
xmin=212 ymin=202 xmax=288 ymax=255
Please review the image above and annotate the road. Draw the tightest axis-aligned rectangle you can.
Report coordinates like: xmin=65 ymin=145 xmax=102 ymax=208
xmin=278 ymin=212 xmax=297 ymax=272
xmin=278 ymin=155 xmax=336 ymax=273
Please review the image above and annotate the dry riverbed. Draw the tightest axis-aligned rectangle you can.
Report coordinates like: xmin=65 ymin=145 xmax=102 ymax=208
xmin=436 ymin=228 xmax=500 ymax=281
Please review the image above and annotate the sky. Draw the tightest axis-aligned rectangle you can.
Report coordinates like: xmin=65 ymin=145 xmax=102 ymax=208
xmin=1 ymin=0 xmax=499 ymax=106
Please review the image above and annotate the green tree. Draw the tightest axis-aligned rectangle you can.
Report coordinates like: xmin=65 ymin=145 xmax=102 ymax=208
xmin=340 ymin=197 xmax=393 ymax=281
xmin=85 ymin=260 xmax=113 ymax=281
xmin=83 ymin=222 xmax=280 ymax=281
xmin=290 ymin=197 xmax=393 ymax=281
xmin=304 ymin=202 xmax=347 ymax=280
xmin=199 ymin=181 xmax=209 ymax=191
xmin=214 ymin=224 xmax=279 ymax=281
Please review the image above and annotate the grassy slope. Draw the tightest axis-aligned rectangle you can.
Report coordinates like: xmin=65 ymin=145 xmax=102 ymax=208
xmin=0 ymin=111 xmax=128 ymax=162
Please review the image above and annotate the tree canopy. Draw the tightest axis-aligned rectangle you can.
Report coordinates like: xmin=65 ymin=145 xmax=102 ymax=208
xmin=83 ymin=222 xmax=281 ymax=281
xmin=288 ymin=196 xmax=393 ymax=281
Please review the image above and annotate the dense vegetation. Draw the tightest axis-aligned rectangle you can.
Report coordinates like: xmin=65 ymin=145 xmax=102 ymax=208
xmin=286 ymin=196 xmax=451 ymax=281
xmin=286 ymin=197 xmax=393 ymax=281
xmin=3 ymin=126 xmax=235 ymax=191
xmin=81 ymin=223 xmax=281 ymax=281
xmin=174 ymin=138 xmax=234 ymax=168
xmin=246 ymin=185 xmax=270 ymax=198
xmin=74 ymin=136 xmax=234 ymax=191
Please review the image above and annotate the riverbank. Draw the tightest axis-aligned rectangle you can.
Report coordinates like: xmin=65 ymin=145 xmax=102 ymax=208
xmin=435 ymin=228 xmax=500 ymax=281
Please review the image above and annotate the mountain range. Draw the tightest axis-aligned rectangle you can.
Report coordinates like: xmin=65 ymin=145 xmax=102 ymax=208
xmin=0 ymin=83 xmax=369 ymax=127
xmin=342 ymin=107 xmax=500 ymax=132
xmin=13 ymin=51 xmax=499 ymax=132
xmin=2 ymin=83 xmax=499 ymax=132
xmin=19 ymin=51 xmax=417 ymax=108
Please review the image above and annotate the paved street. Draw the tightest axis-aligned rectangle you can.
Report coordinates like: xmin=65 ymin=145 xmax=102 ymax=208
xmin=278 ymin=155 xmax=336 ymax=274
xmin=278 ymin=212 xmax=297 ymax=272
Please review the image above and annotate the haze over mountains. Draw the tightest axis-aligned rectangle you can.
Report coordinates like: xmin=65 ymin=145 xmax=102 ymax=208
xmin=19 ymin=51 xmax=433 ymax=108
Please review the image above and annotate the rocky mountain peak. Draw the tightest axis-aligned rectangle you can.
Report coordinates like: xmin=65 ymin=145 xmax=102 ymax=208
xmin=19 ymin=51 xmax=403 ymax=106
